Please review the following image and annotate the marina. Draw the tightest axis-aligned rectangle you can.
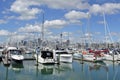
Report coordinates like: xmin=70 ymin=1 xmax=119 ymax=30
xmin=0 ymin=0 xmax=120 ymax=80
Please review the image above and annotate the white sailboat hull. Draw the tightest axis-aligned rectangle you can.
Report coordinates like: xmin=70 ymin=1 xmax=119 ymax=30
xmin=104 ymin=54 xmax=118 ymax=61
xmin=83 ymin=54 xmax=104 ymax=62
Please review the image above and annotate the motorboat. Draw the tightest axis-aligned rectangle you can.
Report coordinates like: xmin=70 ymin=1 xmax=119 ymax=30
xmin=34 ymin=49 xmax=57 ymax=64
xmin=53 ymin=50 xmax=73 ymax=63
xmin=2 ymin=47 xmax=24 ymax=63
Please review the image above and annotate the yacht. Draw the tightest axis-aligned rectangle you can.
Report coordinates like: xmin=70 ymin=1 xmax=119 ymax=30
xmin=2 ymin=47 xmax=24 ymax=63
xmin=34 ymin=48 xmax=57 ymax=64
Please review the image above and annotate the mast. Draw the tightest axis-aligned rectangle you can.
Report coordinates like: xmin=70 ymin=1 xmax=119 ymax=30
xmin=40 ymin=12 xmax=44 ymax=49
xmin=41 ymin=12 xmax=44 ymax=42
xmin=103 ymin=12 xmax=108 ymax=48
xmin=67 ymin=32 xmax=70 ymax=48
xmin=103 ymin=12 xmax=114 ymax=48
xmin=86 ymin=12 xmax=91 ymax=48
xmin=88 ymin=13 xmax=90 ymax=47
xmin=60 ymin=32 xmax=63 ymax=48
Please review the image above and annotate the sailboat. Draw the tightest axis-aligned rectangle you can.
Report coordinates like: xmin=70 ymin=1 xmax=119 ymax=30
xmin=101 ymin=12 xmax=119 ymax=61
xmin=34 ymin=12 xmax=57 ymax=64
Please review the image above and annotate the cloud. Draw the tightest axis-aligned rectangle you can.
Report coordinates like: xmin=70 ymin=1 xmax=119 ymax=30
xmin=10 ymin=0 xmax=90 ymax=20
xmin=9 ymin=0 xmax=120 ymax=21
xmin=11 ymin=35 xmax=26 ymax=41
xmin=39 ymin=0 xmax=90 ymax=10
xmin=64 ymin=10 xmax=89 ymax=25
xmin=17 ymin=19 xmax=68 ymax=41
xmin=111 ymin=32 xmax=118 ymax=36
xmin=18 ymin=19 xmax=67 ymax=33
xmin=47 ymin=35 xmax=59 ymax=40
xmin=62 ymin=32 xmax=72 ymax=37
xmin=4 ymin=16 xmax=16 ymax=20
xmin=18 ymin=23 xmax=42 ymax=33
xmin=6 ymin=32 xmax=37 ymax=42
xmin=65 ymin=10 xmax=89 ymax=20
xmin=0 ymin=19 xmax=7 ymax=24
xmin=44 ymin=19 xmax=68 ymax=28
xmin=0 ymin=30 xmax=11 ymax=36
xmin=90 ymin=3 xmax=120 ymax=15
xmin=10 ymin=0 xmax=41 ymax=20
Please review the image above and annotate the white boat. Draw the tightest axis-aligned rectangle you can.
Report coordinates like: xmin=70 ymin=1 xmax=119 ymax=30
xmin=2 ymin=47 xmax=24 ymax=63
xmin=103 ymin=50 xmax=119 ymax=61
xmin=73 ymin=52 xmax=82 ymax=60
xmin=34 ymin=50 xmax=57 ymax=64
xmin=53 ymin=50 xmax=73 ymax=63
xmin=83 ymin=54 xmax=105 ymax=62
xmin=81 ymin=50 xmax=105 ymax=62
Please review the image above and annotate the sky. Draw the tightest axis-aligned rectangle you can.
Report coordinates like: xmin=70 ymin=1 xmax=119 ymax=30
xmin=0 ymin=0 xmax=120 ymax=43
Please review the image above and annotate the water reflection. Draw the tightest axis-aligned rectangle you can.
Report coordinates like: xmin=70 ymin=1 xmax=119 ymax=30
xmin=88 ymin=62 xmax=108 ymax=71
xmin=55 ymin=63 xmax=73 ymax=74
xmin=103 ymin=61 xmax=120 ymax=80
xmin=35 ymin=63 xmax=73 ymax=75
xmin=41 ymin=66 xmax=54 ymax=75
xmin=5 ymin=66 xmax=9 ymax=80
xmin=1 ymin=60 xmax=120 ymax=80
xmin=11 ymin=62 xmax=24 ymax=73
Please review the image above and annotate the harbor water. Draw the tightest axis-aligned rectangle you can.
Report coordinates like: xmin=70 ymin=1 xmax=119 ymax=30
xmin=0 ymin=58 xmax=120 ymax=80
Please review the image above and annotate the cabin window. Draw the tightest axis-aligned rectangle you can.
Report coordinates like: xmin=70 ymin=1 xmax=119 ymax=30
xmin=10 ymin=50 xmax=21 ymax=55
xmin=56 ymin=52 xmax=68 ymax=54
xmin=41 ymin=51 xmax=53 ymax=59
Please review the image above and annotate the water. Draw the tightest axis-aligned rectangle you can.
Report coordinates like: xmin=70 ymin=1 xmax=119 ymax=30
xmin=0 ymin=59 xmax=120 ymax=80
